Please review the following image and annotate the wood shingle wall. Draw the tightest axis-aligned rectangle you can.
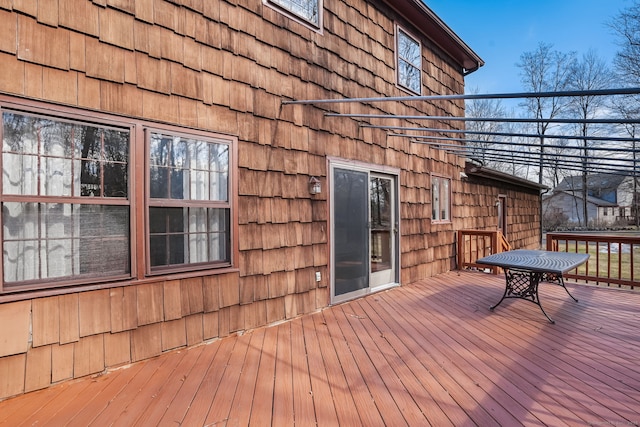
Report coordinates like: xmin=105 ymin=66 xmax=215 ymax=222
xmin=0 ymin=0 xmax=528 ymax=400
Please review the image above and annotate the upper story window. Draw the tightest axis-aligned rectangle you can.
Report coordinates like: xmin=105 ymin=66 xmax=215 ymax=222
xmin=396 ymin=26 xmax=422 ymax=94
xmin=0 ymin=101 xmax=236 ymax=294
xmin=268 ymin=0 xmax=320 ymax=27
xmin=431 ymin=175 xmax=451 ymax=222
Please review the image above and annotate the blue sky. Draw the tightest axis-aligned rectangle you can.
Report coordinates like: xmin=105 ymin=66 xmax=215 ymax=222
xmin=426 ymin=0 xmax=632 ymax=95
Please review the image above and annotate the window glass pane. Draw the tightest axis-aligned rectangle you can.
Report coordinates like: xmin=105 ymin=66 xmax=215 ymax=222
xmin=432 ymin=177 xmax=440 ymax=220
xmin=397 ymin=29 xmax=421 ymax=93
xmin=3 ymin=202 xmax=130 ymax=284
xmin=170 ymin=168 xmax=187 ymax=199
xmin=441 ymin=179 xmax=450 ymax=220
xmin=211 ymin=144 xmax=229 ymax=201
xmin=209 ymin=209 xmax=230 ymax=262
xmin=74 ymin=125 xmax=102 ymax=161
xmin=2 ymin=112 xmax=129 ymax=199
xmin=270 ymin=0 xmax=319 ymax=25
xmin=3 ymin=113 xmax=40 ymax=154
xmin=103 ymin=162 xmax=128 ymax=198
xmin=3 ymin=152 xmax=38 ymax=195
xmin=80 ymin=160 xmax=101 ymax=197
xmin=399 ymin=61 xmax=421 ymax=93
xmin=149 ymin=206 xmax=230 ymax=269
xmin=149 ymin=166 xmax=169 ymax=198
xmin=149 ymin=133 xmax=229 ymax=202
xmin=398 ymin=30 xmax=420 ymax=67
xmin=103 ymin=129 xmax=129 ymax=197
xmin=149 ymin=135 xmax=171 ymax=167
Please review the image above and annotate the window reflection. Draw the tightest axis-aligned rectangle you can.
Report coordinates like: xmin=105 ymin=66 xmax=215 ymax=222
xmin=2 ymin=112 xmax=128 ymax=198
xmin=149 ymin=133 xmax=229 ymax=202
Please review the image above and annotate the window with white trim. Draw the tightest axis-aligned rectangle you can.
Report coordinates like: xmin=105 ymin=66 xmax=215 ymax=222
xmin=268 ymin=0 xmax=320 ymax=27
xmin=396 ymin=27 xmax=422 ymax=94
xmin=431 ymin=175 xmax=451 ymax=222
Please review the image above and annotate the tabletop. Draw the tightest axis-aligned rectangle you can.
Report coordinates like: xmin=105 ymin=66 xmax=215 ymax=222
xmin=476 ymin=250 xmax=590 ymax=274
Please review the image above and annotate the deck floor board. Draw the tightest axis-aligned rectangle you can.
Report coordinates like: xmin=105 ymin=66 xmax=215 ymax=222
xmin=1 ymin=271 xmax=639 ymax=426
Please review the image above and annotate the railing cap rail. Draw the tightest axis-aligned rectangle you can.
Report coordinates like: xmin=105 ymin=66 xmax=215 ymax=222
xmin=547 ymin=232 xmax=640 ymax=244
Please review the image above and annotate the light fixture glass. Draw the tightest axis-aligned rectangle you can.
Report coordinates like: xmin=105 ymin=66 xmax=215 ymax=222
xmin=309 ymin=176 xmax=321 ymax=194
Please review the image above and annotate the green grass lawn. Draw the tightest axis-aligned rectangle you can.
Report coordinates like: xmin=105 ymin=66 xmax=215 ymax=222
xmin=557 ymin=240 xmax=640 ymax=285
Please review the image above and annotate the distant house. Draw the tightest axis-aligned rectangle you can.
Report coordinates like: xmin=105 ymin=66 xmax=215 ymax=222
xmin=543 ymin=174 xmax=640 ymax=226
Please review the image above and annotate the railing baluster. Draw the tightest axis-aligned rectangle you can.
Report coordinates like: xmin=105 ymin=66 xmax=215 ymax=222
xmin=545 ymin=232 xmax=640 ymax=289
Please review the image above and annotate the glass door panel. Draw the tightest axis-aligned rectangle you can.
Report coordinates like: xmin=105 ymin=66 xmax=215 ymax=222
xmin=333 ymin=168 xmax=369 ymax=297
xmin=370 ymin=175 xmax=395 ymax=287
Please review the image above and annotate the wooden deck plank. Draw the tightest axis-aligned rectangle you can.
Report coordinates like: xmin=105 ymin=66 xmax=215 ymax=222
xmin=227 ymin=328 xmax=266 ymax=426
xmin=88 ymin=346 xmax=189 ymax=426
xmin=0 ymin=271 xmax=639 ymax=426
xmin=458 ymin=273 xmax=640 ymax=421
xmin=153 ymin=339 xmax=222 ymax=426
xmin=109 ymin=345 xmax=206 ymax=426
xmin=321 ymin=307 xmax=387 ymax=426
xmin=400 ymin=279 xmax=581 ymax=426
xmin=33 ymin=361 xmax=149 ymax=426
xmin=372 ymin=289 xmax=522 ymax=426
xmin=271 ymin=322 xmax=295 ymax=426
xmin=310 ymin=310 xmax=363 ymax=426
xmin=248 ymin=325 xmax=278 ymax=426
xmin=333 ymin=304 xmax=410 ymax=426
xmin=300 ymin=314 xmax=340 ymax=426
xmin=289 ymin=319 xmax=318 ymax=426
xmin=343 ymin=300 xmax=430 ymax=426
xmin=422 ymin=274 xmax=640 ymax=425
xmin=0 ymin=378 xmax=94 ymax=425
xmin=202 ymin=332 xmax=253 ymax=426
xmin=355 ymin=298 xmax=459 ymax=426
xmin=177 ymin=336 xmax=237 ymax=426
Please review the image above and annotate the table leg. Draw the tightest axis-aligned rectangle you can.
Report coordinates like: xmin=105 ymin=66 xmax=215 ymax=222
xmin=490 ymin=269 xmax=555 ymax=323
xmin=542 ymin=273 xmax=579 ymax=302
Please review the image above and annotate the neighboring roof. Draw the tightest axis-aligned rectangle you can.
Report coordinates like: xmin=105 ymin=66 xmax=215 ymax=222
xmin=555 ymin=174 xmax=627 ymax=192
xmin=544 ymin=190 xmax=618 ymax=207
xmin=387 ymin=0 xmax=484 ymax=74
xmin=464 ymin=162 xmax=549 ymax=191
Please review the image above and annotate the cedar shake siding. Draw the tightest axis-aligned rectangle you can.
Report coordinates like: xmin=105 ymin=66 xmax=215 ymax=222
xmin=0 ymin=0 xmax=543 ymax=400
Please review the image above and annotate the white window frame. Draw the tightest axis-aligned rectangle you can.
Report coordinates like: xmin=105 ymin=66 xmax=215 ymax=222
xmin=431 ymin=175 xmax=451 ymax=223
xmin=396 ymin=25 xmax=422 ymax=94
xmin=265 ymin=0 xmax=322 ymax=30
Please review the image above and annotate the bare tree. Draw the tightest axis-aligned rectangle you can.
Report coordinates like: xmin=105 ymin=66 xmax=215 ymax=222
xmin=610 ymin=0 xmax=640 ymax=86
xmin=517 ymin=42 xmax=577 ymax=184
xmin=464 ymin=90 xmax=507 ymax=169
xmin=567 ymin=50 xmax=614 ymax=226
xmin=610 ymin=1 xmax=640 ymax=225
xmin=610 ymin=95 xmax=640 ymax=225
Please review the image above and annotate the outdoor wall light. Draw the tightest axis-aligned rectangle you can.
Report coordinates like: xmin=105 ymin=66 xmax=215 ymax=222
xmin=309 ymin=176 xmax=321 ymax=195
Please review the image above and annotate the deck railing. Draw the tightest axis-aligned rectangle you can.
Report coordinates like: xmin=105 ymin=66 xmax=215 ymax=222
xmin=546 ymin=232 xmax=640 ymax=290
xmin=457 ymin=229 xmax=510 ymax=274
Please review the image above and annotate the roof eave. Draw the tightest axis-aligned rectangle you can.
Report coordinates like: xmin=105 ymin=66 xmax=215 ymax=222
xmin=386 ymin=0 xmax=484 ymax=74
xmin=465 ymin=163 xmax=549 ymax=191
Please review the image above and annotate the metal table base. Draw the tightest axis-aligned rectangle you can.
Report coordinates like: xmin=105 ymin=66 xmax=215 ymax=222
xmin=489 ymin=268 xmax=579 ymax=324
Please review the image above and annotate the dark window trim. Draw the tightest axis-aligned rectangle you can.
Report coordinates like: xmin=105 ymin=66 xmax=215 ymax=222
xmin=0 ymin=95 xmax=239 ymax=297
xmin=144 ymin=127 xmax=237 ymax=276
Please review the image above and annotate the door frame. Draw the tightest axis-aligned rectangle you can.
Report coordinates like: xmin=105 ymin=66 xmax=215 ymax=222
xmin=328 ymin=158 xmax=400 ymax=304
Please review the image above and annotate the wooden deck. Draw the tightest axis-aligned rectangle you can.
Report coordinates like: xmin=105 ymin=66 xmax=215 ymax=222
xmin=1 ymin=270 xmax=639 ymax=426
